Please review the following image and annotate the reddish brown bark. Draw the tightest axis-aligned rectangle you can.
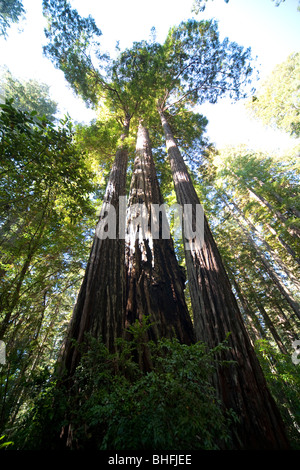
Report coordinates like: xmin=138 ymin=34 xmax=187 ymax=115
xmin=158 ymin=107 xmax=290 ymax=450
xmin=57 ymin=119 xmax=130 ymax=378
xmin=125 ymin=123 xmax=195 ymax=367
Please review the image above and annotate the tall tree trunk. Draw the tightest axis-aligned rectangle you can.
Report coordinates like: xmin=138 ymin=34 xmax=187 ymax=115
xmin=125 ymin=122 xmax=194 ymax=369
xmin=158 ymin=107 xmax=290 ymax=450
xmin=56 ymin=117 xmax=130 ymax=378
xmin=228 ymin=197 xmax=300 ymax=289
xmin=248 ymin=186 xmax=300 ymax=239
xmin=227 ymin=204 xmax=300 ymax=321
xmin=266 ymin=222 xmax=300 ymax=266
xmin=226 ymin=269 xmax=266 ymax=343
xmin=219 ymin=194 xmax=300 ymax=320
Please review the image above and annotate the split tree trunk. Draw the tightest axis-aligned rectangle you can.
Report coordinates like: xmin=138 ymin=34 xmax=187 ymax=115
xmin=57 ymin=118 xmax=130 ymax=378
xmin=158 ymin=107 xmax=290 ymax=450
xmin=125 ymin=122 xmax=195 ymax=368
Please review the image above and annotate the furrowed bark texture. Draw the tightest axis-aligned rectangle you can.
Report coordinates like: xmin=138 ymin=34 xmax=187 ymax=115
xmin=158 ymin=108 xmax=290 ymax=450
xmin=125 ymin=123 xmax=195 ymax=363
xmin=57 ymin=121 xmax=130 ymax=378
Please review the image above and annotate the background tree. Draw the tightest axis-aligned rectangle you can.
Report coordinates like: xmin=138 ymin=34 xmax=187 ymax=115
xmin=193 ymin=143 xmax=300 ymax=446
xmin=192 ymin=0 xmax=300 ymax=14
xmin=247 ymin=52 xmax=300 ymax=138
xmin=0 ymin=101 xmax=98 ymax=433
xmin=1 ymin=0 xmax=298 ymax=450
xmin=1 ymin=68 xmax=58 ymax=121
xmin=0 ymin=0 xmax=25 ymax=38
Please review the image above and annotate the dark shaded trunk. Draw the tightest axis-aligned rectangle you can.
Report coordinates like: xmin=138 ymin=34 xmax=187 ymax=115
xmin=158 ymin=107 xmax=290 ymax=450
xmin=56 ymin=118 xmax=130 ymax=379
xmin=125 ymin=122 xmax=195 ymax=369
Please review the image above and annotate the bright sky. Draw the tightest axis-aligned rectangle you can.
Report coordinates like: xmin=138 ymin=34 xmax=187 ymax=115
xmin=0 ymin=0 xmax=299 ymax=153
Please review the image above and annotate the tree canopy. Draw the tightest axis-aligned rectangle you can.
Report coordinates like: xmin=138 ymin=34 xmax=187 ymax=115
xmin=0 ymin=0 xmax=25 ymax=38
xmin=192 ymin=0 xmax=300 ymax=14
xmin=247 ymin=52 xmax=300 ymax=138
xmin=0 ymin=68 xmax=58 ymax=121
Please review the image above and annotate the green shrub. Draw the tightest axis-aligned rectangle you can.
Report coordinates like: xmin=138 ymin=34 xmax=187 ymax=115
xmin=255 ymin=339 xmax=300 ymax=449
xmin=11 ymin=321 xmax=235 ymax=450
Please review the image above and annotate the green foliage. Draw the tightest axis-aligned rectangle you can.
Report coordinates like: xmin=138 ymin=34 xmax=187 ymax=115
xmin=0 ymin=0 xmax=25 ymax=38
xmin=255 ymin=340 xmax=300 ymax=448
xmin=12 ymin=322 xmax=235 ymax=451
xmin=107 ymin=40 xmax=163 ymax=119
xmin=0 ymin=100 xmax=98 ymax=433
xmin=0 ymin=68 xmax=58 ymax=121
xmin=42 ymin=0 xmax=106 ymax=106
xmin=247 ymin=52 xmax=300 ymax=137
xmin=0 ymin=434 xmax=13 ymax=449
xmin=161 ymin=18 xmax=254 ymax=109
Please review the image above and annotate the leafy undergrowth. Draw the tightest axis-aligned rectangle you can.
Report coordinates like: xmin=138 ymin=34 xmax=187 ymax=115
xmin=10 ymin=320 xmax=235 ymax=451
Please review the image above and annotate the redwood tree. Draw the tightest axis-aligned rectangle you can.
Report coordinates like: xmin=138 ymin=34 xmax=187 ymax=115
xmin=158 ymin=108 xmax=290 ymax=449
xmin=57 ymin=117 xmax=130 ymax=378
xmin=125 ymin=122 xmax=195 ymax=368
xmin=40 ymin=2 xmax=291 ymax=449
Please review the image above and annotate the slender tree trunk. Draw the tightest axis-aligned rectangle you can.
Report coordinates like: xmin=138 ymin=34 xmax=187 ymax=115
xmin=266 ymin=222 xmax=300 ymax=266
xmin=219 ymin=194 xmax=300 ymax=320
xmin=228 ymin=197 xmax=300 ymax=289
xmin=248 ymin=187 xmax=300 ymax=239
xmin=158 ymin=107 xmax=290 ymax=450
xmin=56 ymin=117 xmax=130 ymax=378
xmin=227 ymin=269 xmax=266 ymax=343
xmin=125 ymin=122 xmax=194 ymax=370
xmin=254 ymin=177 xmax=300 ymax=219
xmin=254 ymin=297 xmax=288 ymax=355
xmin=275 ymin=304 xmax=299 ymax=344
xmin=0 ymin=217 xmax=48 ymax=339
xmin=229 ymin=206 xmax=300 ymax=321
